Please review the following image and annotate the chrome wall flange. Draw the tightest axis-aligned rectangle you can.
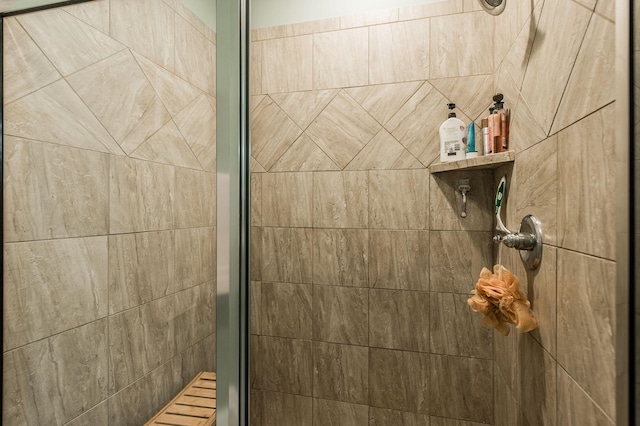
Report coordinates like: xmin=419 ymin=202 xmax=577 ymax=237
xmin=493 ymin=214 xmax=543 ymax=270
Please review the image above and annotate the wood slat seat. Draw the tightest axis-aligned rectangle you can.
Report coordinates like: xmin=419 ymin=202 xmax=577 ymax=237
xmin=145 ymin=372 xmax=216 ymax=426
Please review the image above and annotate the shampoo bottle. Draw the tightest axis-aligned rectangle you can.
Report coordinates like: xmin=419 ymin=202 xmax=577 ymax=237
xmin=466 ymin=121 xmax=478 ymax=158
xmin=439 ymin=103 xmax=467 ymax=163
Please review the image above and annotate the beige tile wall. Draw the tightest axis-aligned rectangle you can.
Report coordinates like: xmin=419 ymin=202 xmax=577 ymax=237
xmin=2 ymin=1 xmax=216 ymax=424
xmin=250 ymin=0 xmax=617 ymax=424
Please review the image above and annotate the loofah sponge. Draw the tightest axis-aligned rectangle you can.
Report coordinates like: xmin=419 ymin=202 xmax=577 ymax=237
xmin=467 ymin=265 xmax=538 ymax=336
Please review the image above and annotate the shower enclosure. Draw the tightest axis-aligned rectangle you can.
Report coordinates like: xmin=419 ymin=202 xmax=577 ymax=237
xmin=0 ymin=0 xmax=634 ymax=425
xmin=248 ymin=0 xmax=629 ymax=425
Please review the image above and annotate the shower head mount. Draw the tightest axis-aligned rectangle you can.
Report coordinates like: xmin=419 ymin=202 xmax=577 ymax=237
xmin=478 ymin=0 xmax=507 ymax=15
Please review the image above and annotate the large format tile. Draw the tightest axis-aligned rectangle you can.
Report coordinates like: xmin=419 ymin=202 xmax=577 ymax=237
xmin=494 ymin=368 xmax=525 ymax=426
xmin=518 ymin=334 xmax=557 ymax=426
xmin=3 ymin=137 xmax=109 ymax=242
xmin=174 ymin=167 xmax=216 ymax=228
xmin=552 ymin=14 xmax=614 ymax=133
xmin=174 ymin=227 xmax=216 ymax=291
xmin=340 ymin=7 xmax=398 ymax=28
xmin=130 ymin=120 xmax=201 ymax=169
xmin=3 ymin=17 xmax=60 ymax=104
xmin=557 ymin=105 xmax=615 ymax=260
xmin=430 ymin=292 xmax=492 ymax=358
xmin=3 ymin=237 xmax=108 ymax=350
xmin=173 ymin=94 xmax=217 ymax=171
xmin=387 ymin=82 xmax=470 ymax=167
xmin=430 ymin=12 xmax=493 ymax=78
xmin=399 ymin=0 xmax=463 ymax=20
xmin=345 ymin=81 xmax=423 ymax=126
xmin=173 ymin=281 xmax=216 ymax=350
xmin=596 ymin=0 xmax=615 ymax=21
xmin=520 ymin=0 xmax=591 ymax=133
xmin=313 ymin=342 xmax=369 ymax=404
xmin=306 ymin=91 xmax=381 ymax=169
xmin=492 ymin=0 xmax=540 ymax=74
xmin=262 ymin=172 xmax=313 ymax=227
xmin=271 ymin=134 xmax=340 ymax=172
xmin=429 ymin=74 xmax=493 ymax=122
xmin=429 ymin=354 xmax=493 ymax=424
xmin=109 ymin=156 xmax=175 ymax=233
xmin=313 ymin=28 xmax=368 ymax=89
xmin=313 ymin=399 xmax=368 ymax=426
xmin=498 ymin=0 xmax=544 ymax=91
xmin=508 ymin=94 xmax=547 ymax=153
xmin=313 ymin=171 xmax=369 ymax=228
xmin=556 ymin=367 xmax=615 ymax=426
xmin=313 ymin=229 xmax=368 ymax=287
xmin=175 ymin=14 xmax=216 ymax=94
xmin=369 ymin=348 xmax=429 ymax=414
xmin=369 ymin=289 xmax=430 ymax=352
xmin=346 ymin=129 xmax=423 ymax=171
xmin=313 ymin=285 xmax=368 ymax=346
xmin=5 ymin=79 xmax=123 ymax=155
xmin=66 ymin=401 xmax=109 ymax=426
xmin=258 ymin=336 xmax=313 ymax=396
xmin=516 ymin=135 xmax=558 ymax=245
xmin=109 ymin=231 xmax=175 ymax=314
xmin=252 ymin=173 xmax=263 ymax=226
xmin=110 ymin=0 xmax=174 ymax=70
xmin=429 ymin=231 xmax=494 ymax=294
xmin=68 ymin=50 xmax=170 ymax=150
xmin=369 ymin=230 xmax=429 ymax=291
xmin=430 ymin=417 xmax=489 ymax=426
xmin=369 ymin=407 xmax=430 ymax=425
xmin=180 ymin=333 xmax=217 ymax=387
xmin=369 ymin=19 xmax=430 ymax=84
xmin=270 ymin=89 xmax=338 ymax=130
xmin=2 ymin=320 xmax=108 ymax=426
xmin=262 ymin=391 xmax=313 ymax=426
xmin=262 ymin=282 xmax=312 ymax=339
xmin=18 ymin=7 xmax=124 ymax=76
xmin=251 ymin=96 xmax=303 ymax=171
xmin=515 ymin=245 xmax=557 ymax=357
xmin=63 ymin=0 xmax=109 ymax=34
xmin=251 ymin=281 xmax=262 ymax=335
xmin=429 ymin=169 xmax=495 ymax=231
xmin=134 ymin=51 xmax=202 ymax=117
xmin=261 ymin=35 xmax=313 ymax=93
xmin=251 ymin=40 xmax=262 ymax=95
xmin=109 ymin=295 xmax=176 ymax=393
xmin=369 ymin=169 xmax=430 ymax=229
xmin=108 ymin=357 xmax=183 ymax=426
xmin=260 ymin=227 xmax=313 ymax=284
xmin=557 ymin=249 xmax=616 ymax=418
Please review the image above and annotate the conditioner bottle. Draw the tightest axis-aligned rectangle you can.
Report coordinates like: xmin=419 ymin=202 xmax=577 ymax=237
xmin=439 ymin=103 xmax=467 ymax=163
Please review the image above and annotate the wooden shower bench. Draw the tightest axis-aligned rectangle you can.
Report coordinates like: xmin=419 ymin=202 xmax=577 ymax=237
xmin=145 ymin=371 xmax=217 ymax=426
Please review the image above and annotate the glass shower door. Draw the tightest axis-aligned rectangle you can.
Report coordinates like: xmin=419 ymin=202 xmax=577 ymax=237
xmin=1 ymin=1 xmax=218 ymax=424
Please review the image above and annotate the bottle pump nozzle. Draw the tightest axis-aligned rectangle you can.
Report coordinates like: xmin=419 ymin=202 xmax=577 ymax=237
xmin=447 ymin=103 xmax=456 ymax=118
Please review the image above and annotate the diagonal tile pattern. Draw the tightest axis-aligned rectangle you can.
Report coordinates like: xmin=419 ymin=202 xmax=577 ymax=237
xmin=306 ymin=91 xmax=381 ymax=169
xmin=134 ymin=52 xmax=202 ymax=117
xmin=18 ymin=7 xmax=124 ymax=76
xmin=5 ymin=79 xmax=123 ymax=155
xmin=3 ymin=17 xmax=61 ymax=104
xmin=67 ymin=49 xmax=167 ymax=145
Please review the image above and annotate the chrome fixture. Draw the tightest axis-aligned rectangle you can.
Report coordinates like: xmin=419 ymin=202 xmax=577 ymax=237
xmin=457 ymin=179 xmax=471 ymax=218
xmin=493 ymin=175 xmax=543 ymax=270
xmin=478 ymin=0 xmax=507 ymax=15
xmin=493 ymin=215 xmax=543 ymax=270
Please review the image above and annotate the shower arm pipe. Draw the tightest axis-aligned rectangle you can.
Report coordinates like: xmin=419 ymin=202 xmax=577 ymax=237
xmin=478 ymin=0 xmax=507 ymax=16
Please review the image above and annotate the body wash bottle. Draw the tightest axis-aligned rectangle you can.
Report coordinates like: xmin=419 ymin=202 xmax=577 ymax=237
xmin=439 ymin=103 xmax=467 ymax=163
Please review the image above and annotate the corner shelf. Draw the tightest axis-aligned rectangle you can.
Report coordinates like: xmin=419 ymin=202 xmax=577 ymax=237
xmin=429 ymin=151 xmax=515 ymax=174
